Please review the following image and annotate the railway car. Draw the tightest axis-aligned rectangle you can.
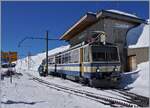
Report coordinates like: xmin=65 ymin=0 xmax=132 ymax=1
xmin=38 ymin=33 xmax=121 ymax=87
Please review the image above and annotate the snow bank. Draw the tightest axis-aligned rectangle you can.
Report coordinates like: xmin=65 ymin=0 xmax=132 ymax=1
xmin=120 ymin=61 xmax=149 ymax=97
xmin=128 ymin=61 xmax=149 ymax=97
xmin=107 ymin=9 xmax=138 ymax=18
xmin=127 ymin=23 xmax=149 ymax=48
xmin=15 ymin=45 xmax=70 ymax=72
xmin=120 ymin=69 xmax=140 ymax=89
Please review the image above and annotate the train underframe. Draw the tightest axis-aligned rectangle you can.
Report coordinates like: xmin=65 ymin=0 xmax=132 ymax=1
xmin=39 ymin=68 xmax=121 ymax=88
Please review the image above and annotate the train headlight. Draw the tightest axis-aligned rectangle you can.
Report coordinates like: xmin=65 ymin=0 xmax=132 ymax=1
xmin=114 ymin=67 xmax=118 ymax=71
xmin=96 ymin=68 xmax=100 ymax=72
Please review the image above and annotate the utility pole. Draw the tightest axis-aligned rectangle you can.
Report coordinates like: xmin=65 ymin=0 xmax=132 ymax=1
xmin=46 ymin=31 xmax=48 ymax=76
xmin=27 ymin=52 xmax=31 ymax=70
xmin=18 ymin=31 xmax=61 ymax=76
xmin=8 ymin=52 xmax=12 ymax=83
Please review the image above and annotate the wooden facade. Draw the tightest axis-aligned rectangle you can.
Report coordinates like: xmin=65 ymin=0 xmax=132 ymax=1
xmin=128 ymin=47 xmax=149 ymax=64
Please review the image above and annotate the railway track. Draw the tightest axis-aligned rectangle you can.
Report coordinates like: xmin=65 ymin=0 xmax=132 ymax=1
xmin=112 ymin=89 xmax=149 ymax=107
xmin=26 ymin=73 xmax=148 ymax=107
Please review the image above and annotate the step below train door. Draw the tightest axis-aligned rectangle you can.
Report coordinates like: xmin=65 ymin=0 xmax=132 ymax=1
xmin=80 ymin=48 xmax=84 ymax=77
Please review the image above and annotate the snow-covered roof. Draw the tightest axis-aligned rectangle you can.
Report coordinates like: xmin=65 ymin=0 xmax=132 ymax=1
xmin=127 ymin=23 xmax=149 ymax=48
xmin=107 ymin=9 xmax=138 ymax=18
xmin=147 ymin=19 xmax=150 ymax=24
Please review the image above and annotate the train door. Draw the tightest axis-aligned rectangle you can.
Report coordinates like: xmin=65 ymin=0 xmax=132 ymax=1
xmin=80 ymin=48 xmax=84 ymax=77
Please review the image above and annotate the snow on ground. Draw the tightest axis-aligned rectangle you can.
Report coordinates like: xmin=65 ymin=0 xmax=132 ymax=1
xmin=2 ymin=61 xmax=149 ymax=108
xmin=120 ymin=61 xmax=149 ymax=97
xmin=106 ymin=9 xmax=138 ymax=18
xmin=128 ymin=61 xmax=149 ymax=97
xmin=1 ymin=71 xmax=108 ymax=108
xmin=27 ymin=69 xmax=129 ymax=101
xmin=127 ymin=23 xmax=149 ymax=48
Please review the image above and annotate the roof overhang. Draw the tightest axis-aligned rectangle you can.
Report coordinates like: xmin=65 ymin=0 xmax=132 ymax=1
xmin=60 ymin=10 xmax=146 ymax=41
xmin=60 ymin=12 xmax=97 ymax=40
xmin=97 ymin=10 xmax=146 ymax=24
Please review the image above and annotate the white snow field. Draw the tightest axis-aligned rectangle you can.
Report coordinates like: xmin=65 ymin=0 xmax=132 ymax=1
xmin=1 ymin=71 xmax=108 ymax=108
xmin=128 ymin=61 xmax=149 ymax=97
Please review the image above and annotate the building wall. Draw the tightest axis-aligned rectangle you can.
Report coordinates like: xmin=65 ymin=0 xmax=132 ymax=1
xmin=128 ymin=47 xmax=149 ymax=64
xmin=69 ymin=18 xmax=104 ymax=46
xmin=103 ymin=18 xmax=135 ymax=71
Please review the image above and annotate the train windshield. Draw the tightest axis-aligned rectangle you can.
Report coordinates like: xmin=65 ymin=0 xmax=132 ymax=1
xmin=92 ymin=46 xmax=119 ymax=62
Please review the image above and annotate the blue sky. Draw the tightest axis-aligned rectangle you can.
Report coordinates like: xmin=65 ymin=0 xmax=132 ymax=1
xmin=2 ymin=1 xmax=149 ymax=58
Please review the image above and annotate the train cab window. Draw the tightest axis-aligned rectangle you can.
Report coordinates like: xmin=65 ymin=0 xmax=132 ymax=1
xmin=92 ymin=46 xmax=119 ymax=62
xmin=93 ymin=52 xmax=105 ymax=61
xmin=83 ymin=46 xmax=90 ymax=62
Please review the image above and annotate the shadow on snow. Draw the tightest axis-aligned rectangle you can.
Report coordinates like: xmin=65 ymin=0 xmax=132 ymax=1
xmin=1 ymin=100 xmax=45 ymax=105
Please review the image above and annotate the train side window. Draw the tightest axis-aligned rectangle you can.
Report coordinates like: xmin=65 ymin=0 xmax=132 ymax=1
xmin=48 ymin=57 xmax=55 ymax=64
xmin=83 ymin=47 xmax=90 ymax=62
xmin=56 ymin=56 xmax=59 ymax=64
xmin=71 ymin=49 xmax=79 ymax=63
xmin=62 ymin=54 xmax=65 ymax=64
xmin=56 ymin=55 xmax=61 ymax=64
xmin=65 ymin=53 xmax=70 ymax=64
xmin=59 ymin=56 xmax=62 ymax=64
xmin=68 ymin=52 xmax=71 ymax=63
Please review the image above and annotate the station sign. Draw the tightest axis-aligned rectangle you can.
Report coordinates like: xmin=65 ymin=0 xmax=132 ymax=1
xmin=1 ymin=52 xmax=18 ymax=63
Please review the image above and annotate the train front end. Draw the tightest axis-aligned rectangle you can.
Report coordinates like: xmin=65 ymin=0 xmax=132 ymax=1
xmin=82 ymin=44 xmax=121 ymax=88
